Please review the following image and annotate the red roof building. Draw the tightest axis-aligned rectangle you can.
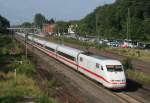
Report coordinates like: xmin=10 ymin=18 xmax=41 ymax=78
xmin=42 ymin=23 xmax=55 ymax=34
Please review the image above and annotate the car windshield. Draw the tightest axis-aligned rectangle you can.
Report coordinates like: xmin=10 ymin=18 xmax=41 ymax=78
xmin=106 ymin=65 xmax=122 ymax=72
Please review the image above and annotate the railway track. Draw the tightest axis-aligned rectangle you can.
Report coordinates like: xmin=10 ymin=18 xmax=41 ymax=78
xmin=34 ymin=63 xmax=85 ymax=103
xmin=114 ymin=93 xmax=142 ymax=103
xmin=15 ymin=35 xmax=149 ymax=103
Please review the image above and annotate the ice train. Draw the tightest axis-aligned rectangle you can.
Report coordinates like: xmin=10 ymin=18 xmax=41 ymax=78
xmin=16 ymin=32 xmax=126 ymax=89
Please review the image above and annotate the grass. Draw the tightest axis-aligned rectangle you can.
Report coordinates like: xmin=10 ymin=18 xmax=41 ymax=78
xmin=126 ymin=70 xmax=150 ymax=85
xmin=0 ymin=72 xmax=41 ymax=102
xmin=0 ymin=73 xmax=41 ymax=95
xmin=0 ymin=72 xmax=58 ymax=103
xmin=11 ymin=56 xmax=36 ymax=76
xmin=107 ymin=48 xmax=150 ymax=61
xmin=0 ymin=34 xmax=58 ymax=103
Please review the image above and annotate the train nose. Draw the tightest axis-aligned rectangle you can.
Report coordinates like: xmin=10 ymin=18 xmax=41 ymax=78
xmin=103 ymin=79 xmax=126 ymax=89
xmin=111 ymin=80 xmax=126 ymax=89
xmin=113 ymin=84 xmax=126 ymax=89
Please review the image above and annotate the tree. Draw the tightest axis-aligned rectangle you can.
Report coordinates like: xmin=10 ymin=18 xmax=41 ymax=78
xmin=77 ymin=0 xmax=150 ymax=41
xmin=48 ymin=18 xmax=55 ymax=24
xmin=34 ymin=13 xmax=47 ymax=29
xmin=0 ymin=15 xmax=10 ymax=33
xmin=55 ymin=21 xmax=69 ymax=33
xmin=21 ymin=22 xmax=33 ymax=28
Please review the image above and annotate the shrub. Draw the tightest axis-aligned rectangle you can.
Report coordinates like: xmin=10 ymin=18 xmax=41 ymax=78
xmin=0 ymin=73 xmax=41 ymax=103
xmin=123 ymin=57 xmax=133 ymax=71
xmin=36 ymin=94 xmax=58 ymax=103
xmin=12 ymin=56 xmax=35 ymax=76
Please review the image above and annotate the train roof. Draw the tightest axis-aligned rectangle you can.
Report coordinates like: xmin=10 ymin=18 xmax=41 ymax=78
xmin=82 ymin=52 xmax=109 ymax=60
xmin=90 ymin=55 xmax=108 ymax=60
xmin=33 ymin=38 xmax=47 ymax=45
xmin=32 ymin=37 xmax=84 ymax=57
xmin=81 ymin=52 xmax=121 ymax=65
xmin=45 ymin=41 xmax=59 ymax=49
xmin=16 ymin=32 xmax=25 ymax=37
xmin=27 ymin=36 xmax=121 ymax=64
xmin=57 ymin=45 xmax=84 ymax=57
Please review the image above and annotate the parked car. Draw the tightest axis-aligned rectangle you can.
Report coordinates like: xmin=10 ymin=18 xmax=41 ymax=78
xmin=144 ymin=44 xmax=150 ymax=49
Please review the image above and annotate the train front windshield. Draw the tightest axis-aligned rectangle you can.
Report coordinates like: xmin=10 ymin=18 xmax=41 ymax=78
xmin=106 ymin=65 xmax=123 ymax=72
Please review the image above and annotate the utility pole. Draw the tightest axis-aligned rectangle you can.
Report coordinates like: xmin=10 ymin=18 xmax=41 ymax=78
xmin=14 ymin=69 xmax=16 ymax=81
xmin=25 ymin=32 xmax=28 ymax=59
xmin=96 ymin=13 xmax=99 ymax=42
xmin=127 ymin=8 xmax=131 ymax=41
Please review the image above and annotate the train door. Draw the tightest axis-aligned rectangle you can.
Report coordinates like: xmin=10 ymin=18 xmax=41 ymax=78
xmin=78 ymin=55 xmax=88 ymax=73
xmin=55 ymin=46 xmax=59 ymax=58
xmin=93 ymin=62 xmax=105 ymax=84
xmin=76 ymin=53 xmax=82 ymax=70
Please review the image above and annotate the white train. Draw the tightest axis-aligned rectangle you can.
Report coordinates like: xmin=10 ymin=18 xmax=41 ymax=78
xmin=16 ymin=32 xmax=126 ymax=89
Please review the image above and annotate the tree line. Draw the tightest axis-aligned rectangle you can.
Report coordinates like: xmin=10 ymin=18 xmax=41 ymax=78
xmin=21 ymin=13 xmax=55 ymax=29
xmin=0 ymin=15 xmax=10 ymax=33
xmin=77 ymin=0 xmax=150 ymax=41
xmin=2 ymin=0 xmax=150 ymax=41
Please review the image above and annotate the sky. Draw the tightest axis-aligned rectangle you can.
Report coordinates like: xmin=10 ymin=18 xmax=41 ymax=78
xmin=0 ymin=0 xmax=115 ymax=25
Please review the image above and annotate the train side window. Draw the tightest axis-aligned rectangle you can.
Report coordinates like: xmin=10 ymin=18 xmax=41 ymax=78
xmin=80 ymin=57 xmax=83 ymax=62
xmin=58 ymin=51 xmax=75 ymax=61
xmin=101 ymin=66 xmax=103 ymax=70
xmin=45 ymin=46 xmax=55 ymax=52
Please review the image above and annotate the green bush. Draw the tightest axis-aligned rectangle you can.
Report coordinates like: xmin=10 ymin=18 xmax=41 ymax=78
xmin=12 ymin=56 xmax=35 ymax=76
xmin=1 ymin=48 xmax=9 ymax=55
xmin=123 ymin=57 xmax=133 ymax=71
xmin=95 ymin=44 xmax=108 ymax=50
xmin=0 ymin=73 xmax=41 ymax=103
xmin=0 ymin=86 xmax=24 ymax=103
xmin=127 ymin=70 xmax=150 ymax=84
xmin=0 ymin=95 xmax=22 ymax=103
xmin=36 ymin=94 xmax=58 ymax=103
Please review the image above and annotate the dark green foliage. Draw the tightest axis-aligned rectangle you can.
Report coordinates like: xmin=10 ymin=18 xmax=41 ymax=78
xmin=21 ymin=22 xmax=33 ymax=28
xmin=48 ymin=18 xmax=55 ymax=24
xmin=55 ymin=21 xmax=69 ymax=33
xmin=123 ymin=57 xmax=133 ymax=70
xmin=0 ymin=35 xmax=12 ymax=47
xmin=0 ymin=15 xmax=10 ymax=33
xmin=0 ymin=86 xmax=24 ymax=103
xmin=36 ymin=94 xmax=56 ymax=103
xmin=34 ymin=13 xmax=47 ymax=29
xmin=0 ymin=35 xmax=22 ymax=73
xmin=77 ymin=0 xmax=150 ymax=41
xmin=0 ymin=95 xmax=22 ymax=103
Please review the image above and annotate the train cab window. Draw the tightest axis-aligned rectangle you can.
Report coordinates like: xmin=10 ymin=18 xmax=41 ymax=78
xmin=107 ymin=65 xmax=114 ymax=72
xmin=106 ymin=65 xmax=122 ymax=72
xmin=80 ymin=57 xmax=83 ymax=62
xmin=115 ymin=65 xmax=122 ymax=72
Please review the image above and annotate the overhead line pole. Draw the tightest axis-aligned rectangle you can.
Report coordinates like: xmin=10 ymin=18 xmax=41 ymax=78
xmin=96 ymin=13 xmax=99 ymax=42
xmin=127 ymin=8 xmax=131 ymax=41
xmin=25 ymin=32 xmax=28 ymax=59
